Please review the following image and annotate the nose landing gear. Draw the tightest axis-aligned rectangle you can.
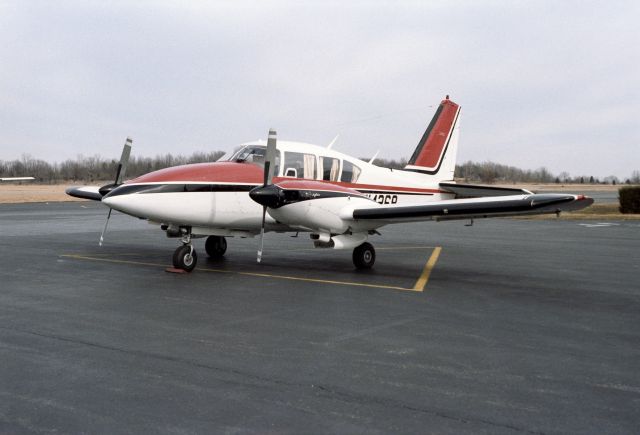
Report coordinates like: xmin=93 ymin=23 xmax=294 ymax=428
xmin=172 ymin=228 xmax=197 ymax=272
xmin=173 ymin=244 xmax=197 ymax=272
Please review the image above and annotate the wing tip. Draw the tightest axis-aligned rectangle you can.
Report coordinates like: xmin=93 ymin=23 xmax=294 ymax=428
xmin=66 ymin=186 xmax=103 ymax=201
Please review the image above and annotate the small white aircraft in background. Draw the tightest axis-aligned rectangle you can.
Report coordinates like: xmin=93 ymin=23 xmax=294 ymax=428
xmin=1 ymin=177 xmax=35 ymax=181
xmin=67 ymin=96 xmax=593 ymax=271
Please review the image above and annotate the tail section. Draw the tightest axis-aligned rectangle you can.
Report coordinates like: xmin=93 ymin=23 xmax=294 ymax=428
xmin=404 ymin=96 xmax=461 ymax=180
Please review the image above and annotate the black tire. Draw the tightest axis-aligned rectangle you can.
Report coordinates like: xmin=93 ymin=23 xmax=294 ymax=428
xmin=353 ymin=242 xmax=375 ymax=269
xmin=173 ymin=245 xmax=197 ymax=272
xmin=205 ymin=236 xmax=227 ymax=258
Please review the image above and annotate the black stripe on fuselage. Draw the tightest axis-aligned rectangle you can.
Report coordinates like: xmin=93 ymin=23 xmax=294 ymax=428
xmin=104 ymin=183 xmax=259 ymax=198
xmin=104 ymin=183 xmax=438 ymax=200
xmin=280 ymin=189 xmax=368 ymax=206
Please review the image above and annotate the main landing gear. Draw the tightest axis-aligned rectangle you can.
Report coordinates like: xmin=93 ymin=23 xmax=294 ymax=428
xmin=169 ymin=228 xmax=369 ymax=271
xmin=353 ymin=242 xmax=376 ymax=270
xmin=172 ymin=233 xmax=228 ymax=272
xmin=205 ymin=235 xmax=227 ymax=258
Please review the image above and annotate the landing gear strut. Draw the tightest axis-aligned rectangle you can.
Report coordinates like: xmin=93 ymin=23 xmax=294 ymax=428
xmin=172 ymin=229 xmax=197 ymax=272
xmin=353 ymin=242 xmax=375 ymax=269
xmin=205 ymin=236 xmax=227 ymax=258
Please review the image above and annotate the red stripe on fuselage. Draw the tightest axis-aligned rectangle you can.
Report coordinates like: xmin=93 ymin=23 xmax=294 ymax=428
xmin=130 ymin=162 xmax=263 ymax=184
xmin=128 ymin=161 xmax=446 ymax=194
xmin=320 ymin=180 xmax=443 ymax=194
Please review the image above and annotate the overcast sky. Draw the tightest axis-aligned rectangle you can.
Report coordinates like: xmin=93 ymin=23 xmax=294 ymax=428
xmin=1 ymin=0 xmax=638 ymax=178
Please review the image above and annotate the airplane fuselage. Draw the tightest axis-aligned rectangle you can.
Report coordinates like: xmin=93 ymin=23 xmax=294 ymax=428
xmin=102 ymin=141 xmax=454 ymax=237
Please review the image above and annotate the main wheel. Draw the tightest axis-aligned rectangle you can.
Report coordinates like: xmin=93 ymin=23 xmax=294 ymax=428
xmin=173 ymin=245 xmax=198 ymax=272
xmin=205 ymin=236 xmax=227 ymax=258
xmin=353 ymin=242 xmax=375 ymax=269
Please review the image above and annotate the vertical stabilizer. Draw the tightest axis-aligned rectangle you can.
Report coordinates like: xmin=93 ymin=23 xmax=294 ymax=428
xmin=404 ymin=96 xmax=461 ymax=180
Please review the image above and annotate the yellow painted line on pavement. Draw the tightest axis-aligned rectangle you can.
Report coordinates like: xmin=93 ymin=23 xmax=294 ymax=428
xmin=61 ymin=253 xmax=427 ymax=292
xmin=61 ymin=253 xmax=409 ymax=291
xmin=412 ymin=246 xmax=442 ymax=292
xmin=264 ymin=245 xmax=438 ymax=253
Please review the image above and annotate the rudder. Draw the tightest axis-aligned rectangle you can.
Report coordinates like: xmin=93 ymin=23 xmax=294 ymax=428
xmin=404 ymin=96 xmax=461 ymax=180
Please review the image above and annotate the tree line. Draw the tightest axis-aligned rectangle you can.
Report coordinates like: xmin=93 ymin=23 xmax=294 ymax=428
xmin=1 ymin=152 xmax=638 ymax=185
xmin=370 ymin=158 xmax=638 ymax=185
xmin=0 ymin=152 xmax=225 ymax=183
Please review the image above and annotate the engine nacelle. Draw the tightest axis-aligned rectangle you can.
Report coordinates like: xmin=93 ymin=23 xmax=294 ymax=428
xmin=313 ymin=232 xmax=368 ymax=250
xmin=268 ymin=196 xmax=372 ymax=234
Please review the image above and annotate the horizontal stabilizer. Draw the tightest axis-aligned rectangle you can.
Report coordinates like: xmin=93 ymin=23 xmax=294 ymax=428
xmin=439 ymin=182 xmax=532 ymax=198
xmin=66 ymin=186 xmax=103 ymax=201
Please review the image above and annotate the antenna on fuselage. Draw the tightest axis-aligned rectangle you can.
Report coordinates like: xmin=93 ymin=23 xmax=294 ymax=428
xmin=327 ymin=134 xmax=339 ymax=149
xmin=368 ymin=150 xmax=380 ymax=164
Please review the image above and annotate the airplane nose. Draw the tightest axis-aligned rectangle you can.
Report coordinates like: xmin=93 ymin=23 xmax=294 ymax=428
xmin=249 ymin=184 xmax=284 ymax=208
xmin=101 ymin=184 xmax=129 ymax=209
xmin=101 ymin=195 xmax=117 ymax=208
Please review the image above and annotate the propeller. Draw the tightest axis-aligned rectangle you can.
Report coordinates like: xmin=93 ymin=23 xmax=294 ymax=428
xmin=99 ymin=137 xmax=132 ymax=246
xmin=255 ymin=129 xmax=277 ymax=263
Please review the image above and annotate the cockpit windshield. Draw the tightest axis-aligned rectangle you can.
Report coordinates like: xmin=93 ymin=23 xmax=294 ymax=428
xmin=219 ymin=145 xmax=279 ymax=173
xmin=228 ymin=145 xmax=267 ymax=163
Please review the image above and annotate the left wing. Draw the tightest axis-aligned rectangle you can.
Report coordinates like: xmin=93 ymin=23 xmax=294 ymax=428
xmin=66 ymin=186 xmax=103 ymax=201
xmin=350 ymin=194 xmax=593 ymax=223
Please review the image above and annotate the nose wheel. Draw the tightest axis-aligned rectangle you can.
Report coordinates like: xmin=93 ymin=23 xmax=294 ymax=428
xmin=353 ymin=242 xmax=375 ymax=269
xmin=173 ymin=245 xmax=197 ymax=272
xmin=171 ymin=228 xmax=197 ymax=272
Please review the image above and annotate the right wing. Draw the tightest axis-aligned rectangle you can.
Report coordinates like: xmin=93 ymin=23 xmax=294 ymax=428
xmin=351 ymin=193 xmax=594 ymax=223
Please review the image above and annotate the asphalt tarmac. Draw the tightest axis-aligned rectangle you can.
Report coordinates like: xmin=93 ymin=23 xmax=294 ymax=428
xmin=1 ymin=202 xmax=639 ymax=434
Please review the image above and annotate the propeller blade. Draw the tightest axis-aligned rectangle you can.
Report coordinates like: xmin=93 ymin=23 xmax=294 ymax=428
xmin=114 ymin=137 xmax=132 ymax=185
xmin=99 ymin=208 xmax=113 ymax=246
xmin=263 ymin=129 xmax=277 ymax=186
xmin=99 ymin=137 xmax=131 ymax=245
xmin=256 ymin=129 xmax=277 ymax=262
xmin=257 ymin=206 xmax=267 ymax=263
xmin=99 ymin=137 xmax=133 ymax=197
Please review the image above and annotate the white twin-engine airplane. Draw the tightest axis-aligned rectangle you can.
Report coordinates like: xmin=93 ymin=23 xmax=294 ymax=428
xmin=67 ymin=96 xmax=593 ymax=271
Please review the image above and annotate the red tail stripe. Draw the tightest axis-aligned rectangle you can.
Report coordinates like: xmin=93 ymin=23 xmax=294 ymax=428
xmin=412 ymin=99 xmax=459 ymax=169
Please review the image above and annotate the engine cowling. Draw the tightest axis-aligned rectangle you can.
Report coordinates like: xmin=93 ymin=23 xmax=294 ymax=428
xmin=249 ymin=179 xmax=374 ymax=234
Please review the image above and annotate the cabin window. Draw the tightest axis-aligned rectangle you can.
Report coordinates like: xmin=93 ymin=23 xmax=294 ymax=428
xmin=283 ymin=152 xmax=316 ymax=179
xmin=273 ymin=152 xmax=281 ymax=176
xmin=319 ymin=156 xmax=340 ymax=181
xmin=340 ymin=160 xmax=361 ymax=183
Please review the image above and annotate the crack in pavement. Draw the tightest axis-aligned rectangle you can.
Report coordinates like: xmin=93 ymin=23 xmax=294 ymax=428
xmin=3 ymin=325 xmax=547 ymax=434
